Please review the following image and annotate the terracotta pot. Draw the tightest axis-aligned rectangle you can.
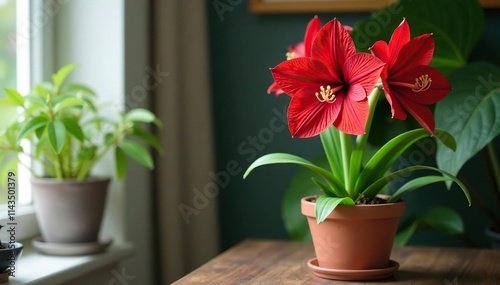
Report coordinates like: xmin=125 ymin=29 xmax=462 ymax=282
xmin=32 ymin=177 xmax=110 ymax=243
xmin=485 ymin=227 xmax=500 ymax=249
xmin=301 ymin=196 xmax=405 ymax=270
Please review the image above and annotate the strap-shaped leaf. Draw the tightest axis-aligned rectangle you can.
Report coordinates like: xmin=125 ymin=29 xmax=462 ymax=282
xmin=17 ymin=116 xmax=49 ymax=142
xmin=355 ymin=129 xmax=454 ymax=193
xmin=361 ymin=165 xmax=471 ymax=205
xmin=311 ymin=177 xmax=336 ymax=197
xmin=119 ymin=140 xmax=153 ymax=169
xmin=315 ymin=195 xmax=354 ymax=224
xmin=243 ymin=153 xmax=348 ymax=197
xmin=115 ymin=147 xmax=128 ymax=179
xmin=319 ymin=126 xmax=344 ymax=184
xmin=47 ymin=120 xmax=67 ymax=154
xmin=389 ymin=176 xmax=452 ymax=202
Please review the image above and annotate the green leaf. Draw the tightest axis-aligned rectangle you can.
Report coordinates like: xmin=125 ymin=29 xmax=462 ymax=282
xmin=315 ymin=195 xmax=354 ymax=224
xmin=355 ymin=129 xmax=454 ymax=193
xmin=62 ymin=83 xmax=96 ymax=96
xmin=4 ymin=88 xmax=24 ymax=106
xmin=282 ymin=155 xmax=329 ymax=241
xmin=47 ymin=120 xmax=67 ymax=154
xmin=132 ymin=125 xmax=163 ymax=153
xmin=60 ymin=117 xmax=84 ymax=141
xmin=24 ymin=94 xmax=48 ymax=108
xmin=17 ymin=116 xmax=49 ymax=142
xmin=351 ymin=0 xmax=483 ymax=74
xmin=244 ymin=153 xmax=348 ymax=197
xmin=115 ymin=147 xmax=128 ymax=179
xmin=436 ymin=62 xmax=500 ymax=182
xmin=395 ymin=206 xmax=463 ymax=246
xmin=53 ymin=96 xmax=85 ymax=112
xmin=389 ymin=176 xmax=454 ymax=202
xmin=52 ymin=64 xmax=78 ymax=89
xmin=119 ymin=140 xmax=154 ymax=169
xmin=0 ymin=103 xmax=18 ymax=129
xmin=319 ymin=126 xmax=344 ymax=184
xmin=125 ymin=108 xmax=156 ymax=123
xmin=361 ymin=165 xmax=471 ymax=205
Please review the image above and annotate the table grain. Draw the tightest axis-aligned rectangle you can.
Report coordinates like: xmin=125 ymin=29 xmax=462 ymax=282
xmin=173 ymin=239 xmax=500 ymax=284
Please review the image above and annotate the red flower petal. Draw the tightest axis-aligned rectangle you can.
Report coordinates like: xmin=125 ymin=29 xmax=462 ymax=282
xmin=392 ymin=34 xmax=435 ymax=78
xmin=397 ymin=96 xmax=436 ymax=134
xmin=382 ymin=80 xmax=407 ymax=120
xmin=333 ymin=89 xmax=369 ymax=135
xmin=370 ymin=40 xmax=390 ymax=67
xmin=388 ymin=19 xmax=410 ymax=68
xmin=312 ymin=19 xmax=356 ymax=81
xmin=390 ymin=65 xmax=452 ymax=104
xmin=271 ymin=57 xmax=334 ymax=97
xmin=267 ymin=81 xmax=286 ymax=96
xmin=288 ymin=42 xmax=306 ymax=58
xmin=304 ymin=16 xmax=321 ymax=57
xmin=343 ymin=53 xmax=385 ymax=96
xmin=287 ymin=90 xmax=342 ymax=138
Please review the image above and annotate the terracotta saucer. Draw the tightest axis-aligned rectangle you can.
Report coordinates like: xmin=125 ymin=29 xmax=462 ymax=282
xmin=32 ymin=236 xmax=112 ymax=256
xmin=307 ymin=258 xmax=399 ymax=281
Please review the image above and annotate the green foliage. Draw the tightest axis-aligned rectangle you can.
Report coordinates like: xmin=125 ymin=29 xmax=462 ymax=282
xmin=395 ymin=206 xmax=464 ymax=246
xmin=436 ymin=62 xmax=500 ymax=179
xmin=0 ymin=64 xmax=161 ymax=181
xmin=351 ymin=0 xmax=483 ymax=74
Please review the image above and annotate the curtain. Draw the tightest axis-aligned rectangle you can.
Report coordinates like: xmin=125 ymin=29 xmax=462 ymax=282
xmin=152 ymin=0 xmax=219 ymax=283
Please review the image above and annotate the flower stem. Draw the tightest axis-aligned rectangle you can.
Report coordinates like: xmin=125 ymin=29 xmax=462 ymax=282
xmin=340 ymin=132 xmax=352 ymax=196
xmin=348 ymin=87 xmax=383 ymax=197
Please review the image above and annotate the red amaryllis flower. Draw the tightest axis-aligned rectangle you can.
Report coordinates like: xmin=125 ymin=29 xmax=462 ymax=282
xmin=271 ymin=19 xmax=384 ymax=137
xmin=370 ymin=19 xmax=452 ymax=134
xmin=268 ymin=16 xmax=321 ymax=96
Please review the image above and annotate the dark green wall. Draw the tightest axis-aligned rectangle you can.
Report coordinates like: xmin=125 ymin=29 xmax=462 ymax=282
xmin=207 ymin=0 xmax=500 ymax=250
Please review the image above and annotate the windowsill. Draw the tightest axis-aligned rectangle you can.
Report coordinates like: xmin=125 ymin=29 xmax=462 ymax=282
xmin=6 ymin=241 xmax=134 ymax=285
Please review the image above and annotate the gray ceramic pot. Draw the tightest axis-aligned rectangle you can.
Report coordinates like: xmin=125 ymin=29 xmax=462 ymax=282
xmin=31 ymin=177 xmax=110 ymax=243
xmin=0 ymin=242 xmax=23 ymax=272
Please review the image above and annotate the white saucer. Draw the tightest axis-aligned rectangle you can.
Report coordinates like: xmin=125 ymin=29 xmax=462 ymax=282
xmin=32 ymin=236 xmax=112 ymax=256
xmin=307 ymin=258 xmax=399 ymax=280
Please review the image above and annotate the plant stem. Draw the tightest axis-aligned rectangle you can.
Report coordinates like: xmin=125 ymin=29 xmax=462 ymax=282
xmin=340 ymin=132 xmax=352 ymax=196
xmin=487 ymin=143 xmax=500 ymax=198
xmin=348 ymin=87 xmax=382 ymax=196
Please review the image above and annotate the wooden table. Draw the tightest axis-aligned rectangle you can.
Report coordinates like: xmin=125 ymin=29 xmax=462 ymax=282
xmin=174 ymin=239 xmax=500 ymax=284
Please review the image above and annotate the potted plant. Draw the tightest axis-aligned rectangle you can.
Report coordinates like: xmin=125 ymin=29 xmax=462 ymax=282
xmin=244 ymin=17 xmax=470 ymax=280
xmin=0 ymin=64 xmax=161 ymax=253
xmin=0 ymin=225 xmax=23 ymax=283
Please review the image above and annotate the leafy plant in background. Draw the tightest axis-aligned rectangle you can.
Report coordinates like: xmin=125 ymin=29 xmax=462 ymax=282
xmin=0 ymin=64 xmax=162 ymax=182
xmin=353 ymin=0 xmax=500 ymax=241
xmin=244 ymin=15 xmax=471 ymax=228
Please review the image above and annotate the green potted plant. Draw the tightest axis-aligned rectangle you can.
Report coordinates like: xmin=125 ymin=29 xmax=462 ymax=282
xmin=0 ymin=64 xmax=161 ymax=253
xmin=244 ymin=15 xmax=471 ymax=281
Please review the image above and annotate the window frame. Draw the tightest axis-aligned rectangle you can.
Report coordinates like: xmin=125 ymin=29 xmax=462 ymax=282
xmin=0 ymin=0 xmax=54 ymax=241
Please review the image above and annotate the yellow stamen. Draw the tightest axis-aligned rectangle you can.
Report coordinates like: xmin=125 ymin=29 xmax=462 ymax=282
xmin=315 ymin=85 xmax=336 ymax=103
xmin=286 ymin=52 xmax=296 ymax=60
xmin=412 ymin=74 xmax=432 ymax=92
